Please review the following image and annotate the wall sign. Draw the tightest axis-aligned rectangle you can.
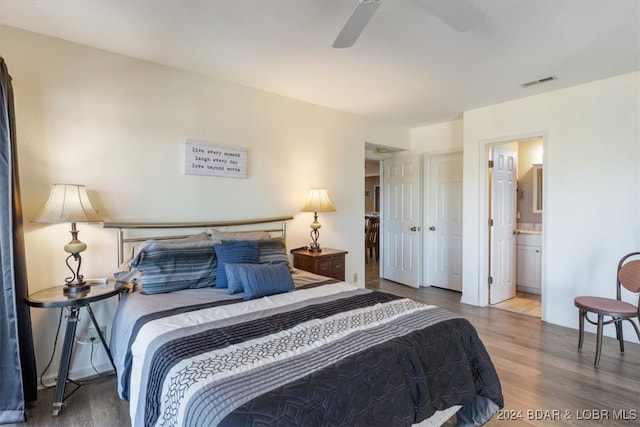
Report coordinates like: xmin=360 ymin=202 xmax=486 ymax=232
xmin=184 ymin=139 xmax=248 ymax=178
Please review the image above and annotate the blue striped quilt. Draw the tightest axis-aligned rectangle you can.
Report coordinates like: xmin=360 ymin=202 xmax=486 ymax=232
xmin=111 ymin=280 xmax=502 ymax=426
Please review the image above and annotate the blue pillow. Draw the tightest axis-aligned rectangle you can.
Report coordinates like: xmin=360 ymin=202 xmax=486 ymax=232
xmin=225 ymin=263 xmax=249 ymax=294
xmin=129 ymin=240 xmax=217 ymax=294
xmin=214 ymin=240 xmax=259 ymax=289
xmin=237 ymin=263 xmax=295 ymax=300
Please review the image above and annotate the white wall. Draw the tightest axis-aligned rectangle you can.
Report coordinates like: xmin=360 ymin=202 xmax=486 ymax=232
xmin=1 ymin=25 xmax=410 ymax=381
xmin=462 ymin=72 xmax=640 ymax=342
xmin=411 ymin=118 xmax=463 ymax=153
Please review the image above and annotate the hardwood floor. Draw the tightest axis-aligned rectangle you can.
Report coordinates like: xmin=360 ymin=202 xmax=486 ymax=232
xmin=12 ymin=375 xmax=129 ymax=427
xmin=14 ymin=267 xmax=640 ymax=426
xmin=367 ymin=276 xmax=640 ymax=426
xmin=491 ymin=291 xmax=541 ymax=318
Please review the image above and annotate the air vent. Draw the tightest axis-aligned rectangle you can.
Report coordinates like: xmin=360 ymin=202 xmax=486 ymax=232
xmin=521 ymin=76 xmax=557 ymax=88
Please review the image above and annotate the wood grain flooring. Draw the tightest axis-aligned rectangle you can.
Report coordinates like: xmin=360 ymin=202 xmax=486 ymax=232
xmin=492 ymin=291 xmax=541 ymax=318
xmin=368 ymin=278 xmax=640 ymax=426
xmin=12 ymin=272 xmax=639 ymax=426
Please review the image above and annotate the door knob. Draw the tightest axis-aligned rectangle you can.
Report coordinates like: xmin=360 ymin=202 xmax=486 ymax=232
xmin=429 ymin=226 xmax=436 ymax=231
xmin=410 ymin=226 xmax=421 ymax=231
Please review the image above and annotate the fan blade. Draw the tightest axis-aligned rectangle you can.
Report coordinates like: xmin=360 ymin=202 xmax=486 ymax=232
xmin=333 ymin=0 xmax=382 ymax=49
xmin=417 ymin=0 xmax=484 ymax=32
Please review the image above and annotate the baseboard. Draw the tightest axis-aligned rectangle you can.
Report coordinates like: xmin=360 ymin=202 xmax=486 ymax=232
xmin=516 ymin=285 xmax=541 ymax=295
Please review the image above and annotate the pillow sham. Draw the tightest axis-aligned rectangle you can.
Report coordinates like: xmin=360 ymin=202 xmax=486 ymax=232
xmin=236 ymin=263 xmax=295 ymax=300
xmin=256 ymin=238 xmax=289 ymax=266
xmin=209 ymin=228 xmax=270 ymax=244
xmin=214 ymin=240 xmax=259 ymax=289
xmin=117 ymin=232 xmax=211 ymax=273
xmin=129 ymin=240 xmax=217 ymax=294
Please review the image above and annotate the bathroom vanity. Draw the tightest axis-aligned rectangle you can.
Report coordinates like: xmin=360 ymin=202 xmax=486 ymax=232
xmin=516 ymin=231 xmax=542 ymax=294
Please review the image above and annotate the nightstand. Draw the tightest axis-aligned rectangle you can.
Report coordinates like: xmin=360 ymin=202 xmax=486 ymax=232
xmin=291 ymin=247 xmax=348 ymax=281
xmin=26 ymin=282 xmax=123 ymax=416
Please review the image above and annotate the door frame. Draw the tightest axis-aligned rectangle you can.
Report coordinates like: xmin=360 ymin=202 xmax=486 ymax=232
xmin=477 ymin=131 xmax=547 ymax=317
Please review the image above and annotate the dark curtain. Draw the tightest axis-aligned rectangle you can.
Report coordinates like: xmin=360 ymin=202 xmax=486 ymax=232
xmin=0 ymin=57 xmax=37 ymax=423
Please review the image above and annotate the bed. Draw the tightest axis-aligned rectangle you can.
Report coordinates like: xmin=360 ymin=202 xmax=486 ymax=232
xmin=105 ymin=216 xmax=503 ymax=427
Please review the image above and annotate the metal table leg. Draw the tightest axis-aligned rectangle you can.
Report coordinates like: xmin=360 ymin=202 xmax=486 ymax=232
xmin=52 ymin=306 xmax=80 ymax=416
xmin=85 ymin=304 xmax=116 ymax=371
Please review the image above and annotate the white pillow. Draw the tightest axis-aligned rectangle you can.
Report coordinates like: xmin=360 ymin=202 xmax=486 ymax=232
xmin=208 ymin=228 xmax=270 ymax=244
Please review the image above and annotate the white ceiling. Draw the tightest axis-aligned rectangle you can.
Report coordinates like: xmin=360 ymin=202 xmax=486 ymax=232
xmin=1 ymin=0 xmax=639 ymax=127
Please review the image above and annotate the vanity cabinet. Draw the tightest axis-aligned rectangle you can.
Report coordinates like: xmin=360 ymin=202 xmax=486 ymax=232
xmin=516 ymin=233 xmax=541 ymax=294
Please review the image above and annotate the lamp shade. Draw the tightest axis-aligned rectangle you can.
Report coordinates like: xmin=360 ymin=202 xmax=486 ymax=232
xmin=302 ymin=188 xmax=336 ymax=213
xmin=33 ymin=184 xmax=101 ymax=224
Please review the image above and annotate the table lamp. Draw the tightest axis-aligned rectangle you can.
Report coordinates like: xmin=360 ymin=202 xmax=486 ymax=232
xmin=302 ymin=188 xmax=336 ymax=252
xmin=33 ymin=184 xmax=102 ymax=295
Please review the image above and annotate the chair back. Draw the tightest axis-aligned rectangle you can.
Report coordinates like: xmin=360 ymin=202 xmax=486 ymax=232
xmin=617 ymin=252 xmax=640 ymax=295
xmin=366 ymin=217 xmax=379 ymax=248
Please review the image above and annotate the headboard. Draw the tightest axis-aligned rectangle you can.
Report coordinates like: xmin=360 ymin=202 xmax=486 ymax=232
xmin=103 ymin=215 xmax=294 ymax=267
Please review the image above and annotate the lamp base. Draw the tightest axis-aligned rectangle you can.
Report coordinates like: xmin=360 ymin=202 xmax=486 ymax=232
xmin=63 ymin=282 xmax=90 ymax=296
xmin=308 ymin=225 xmax=322 ymax=252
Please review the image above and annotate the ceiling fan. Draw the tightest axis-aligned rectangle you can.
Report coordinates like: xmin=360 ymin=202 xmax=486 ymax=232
xmin=332 ymin=0 xmax=485 ymax=48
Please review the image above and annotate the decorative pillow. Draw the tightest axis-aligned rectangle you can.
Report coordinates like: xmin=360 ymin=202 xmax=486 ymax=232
xmin=209 ymin=228 xmax=270 ymax=244
xmin=117 ymin=232 xmax=211 ymax=273
xmin=225 ymin=263 xmax=249 ymax=294
xmin=236 ymin=263 xmax=295 ymax=300
xmin=130 ymin=240 xmax=217 ymax=294
xmin=256 ymin=238 xmax=289 ymax=265
xmin=214 ymin=240 xmax=259 ymax=289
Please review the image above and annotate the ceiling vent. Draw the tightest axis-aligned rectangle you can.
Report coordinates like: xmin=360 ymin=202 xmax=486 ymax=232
xmin=521 ymin=76 xmax=557 ymax=88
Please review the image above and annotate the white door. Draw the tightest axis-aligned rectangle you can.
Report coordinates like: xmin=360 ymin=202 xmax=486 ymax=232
xmin=382 ymin=155 xmax=421 ymax=287
xmin=426 ymin=152 xmax=463 ymax=291
xmin=489 ymin=145 xmax=517 ymax=304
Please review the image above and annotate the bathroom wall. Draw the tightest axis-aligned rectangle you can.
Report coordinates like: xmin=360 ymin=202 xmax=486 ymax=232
xmin=517 ymin=138 xmax=543 ymax=225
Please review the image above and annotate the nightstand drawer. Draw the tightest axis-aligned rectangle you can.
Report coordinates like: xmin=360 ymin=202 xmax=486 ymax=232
xmin=332 ymin=257 xmax=345 ymax=276
xmin=317 ymin=259 xmax=333 ymax=276
xmin=291 ymin=247 xmax=348 ymax=281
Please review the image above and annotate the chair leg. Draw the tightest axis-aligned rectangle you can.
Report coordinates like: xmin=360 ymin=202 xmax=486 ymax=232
xmin=577 ymin=309 xmax=585 ymax=350
xmin=594 ymin=314 xmax=604 ymax=368
xmin=615 ymin=320 xmax=625 ymax=353
xmin=628 ymin=318 xmax=640 ymax=341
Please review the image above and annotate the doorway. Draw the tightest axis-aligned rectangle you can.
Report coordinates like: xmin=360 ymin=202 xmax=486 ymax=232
xmin=366 ymin=150 xmax=461 ymax=291
xmin=365 ymin=159 xmax=381 ymax=284
xmin=364 ymin=143 xmax=411 ymax=286
xmin=487 ymin=138 xmax=543 ymax=318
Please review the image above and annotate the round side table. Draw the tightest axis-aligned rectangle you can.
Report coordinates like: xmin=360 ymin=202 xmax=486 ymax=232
xmin=26 ymin=282 xmax=123 ymax=416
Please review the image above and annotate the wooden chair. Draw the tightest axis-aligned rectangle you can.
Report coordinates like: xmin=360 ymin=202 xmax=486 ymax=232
xmin=365 ymin=217 xmax=379 ymax=264
xmin=574 ymin=252 xmax=640 ymax=368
